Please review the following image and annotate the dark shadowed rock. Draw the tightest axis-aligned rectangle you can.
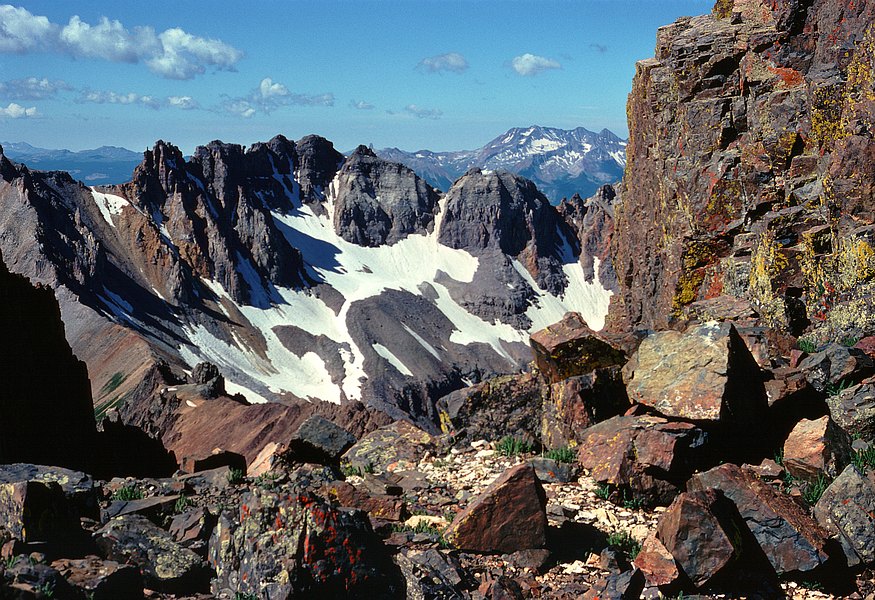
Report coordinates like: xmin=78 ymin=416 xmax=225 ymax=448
xmin=436 ymin=372 xmax=547 ymax=447
xmin=102 ymin=495 xmax=182 ymax=522
xmin=209 ymin=489 xmax=399 ymax=598
xmin=285 ymin=415 xmax=356 ymax=463
xmin=445 ymin=463 xmax=547 ymax=553
xmin=51 ymin=556 xmax=143 ymax=599
xmin=296 ymin=134 xmax=343 ymax=205
xmin=394 ymin=548 xmax=466 ymax=600
xmin=582 ymin=569 xmax=645 ymax=600
xmin=169 ymin=507 xmax=214 ymax=549
xmin=0 ymin=479 xmax=83 ymax=548
xmin=529 ymin=311 xmax=627 ymax=384
xmin=688 ymin=463 xmax=829 ymax=574
xmin=179 ymin=449 xmax=246 ymax=475
xmin=656 ymin=490 xmax=742 ymax=589
xmin=0 ymin=560 xmax=77 ymax=599
xmin=782 ymin=415 xmax=852 ymax=481
xmin=542 ymin=366 xmax=629 ymax=449
xmin=814 ymin=465 xmax=875 ymax=566
xmin=320 ymin=480 xmax=407 ymax=522
xmin=797 ymin=344 xmax=874 ymax=394
xmin=0 ymin=464 xmax=97 ymax=520
xmin=333 ymin=146 xmax=440 ymax=246
xmin=95 ymin=514 xmax=209 ymax=594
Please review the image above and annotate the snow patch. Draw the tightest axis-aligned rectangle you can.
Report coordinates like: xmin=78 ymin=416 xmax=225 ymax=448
xmin=90 ymin=188 xmax=129 ymax=227
xmin=373 ymin=343 xmax=413 ymax=376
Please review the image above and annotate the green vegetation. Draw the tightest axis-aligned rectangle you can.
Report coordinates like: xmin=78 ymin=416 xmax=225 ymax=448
xmin=852 ymin=446 xmax=875 ymax=471
xmin=227 ymin=468 xmax=246 ymax=485
xmin=774 ymin=448 xmax=784 ymax=466
xmin=174 ymin=494 xmax=192 ymax=513
xmin=824 ymin=379 xmax=852 ymax=397
xmin=622 ymin=490 xmax=644 ymax=511
xmin=496 ymin=435 xmax=534 ymax=457
xmin=100 ymin=371 xmax=127 ymax=395
xmin=391 ymin=520 xmax=451 ymax=548
xmin=111 ymin=485 xmax=143 ymax=501
xmin=801 ymin=474 xmax=830 ymax=505
xmin=606 ymin=530 xmax=642 ymax=560
xmin=340 ymin=461 xmax=376 ymax=478
xmin=797 ymin=339 xmax=817 ymax=354
xmin=542 ymin=446 xmax=576 ymax=463
xmin=3 ymin=555 xmax=18 ymax=569
xmin=35 ymin=581 xmax=55 ymax=597
xmin=595 ymin=482 xmax=613 ymax=500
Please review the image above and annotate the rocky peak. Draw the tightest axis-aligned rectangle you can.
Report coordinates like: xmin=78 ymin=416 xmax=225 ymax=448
xmin=559 ymin=185 xmax=618 ymax=290
xmin=244 ymin=134 xmax=297 ymax=179
xmin=296 ymin=134 xmax=343 ymax=204
xmin=332 ymin=149 xmax=439 ymax=246
xmin=438 ymin=169 xmax=576 ymax=294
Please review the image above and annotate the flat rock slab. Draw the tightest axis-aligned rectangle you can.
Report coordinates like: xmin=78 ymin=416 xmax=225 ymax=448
xmin=102 ymin=495 xmax=182 ymax=522
xmin=285 ymin=415 xmax=356 ymax=463
xmin=814 ymin=465 xmax=875 ymax=566
xmin=445 ymin=463 xmax=547 ymax=553
xmin=51 ymin=556 xmax=143 ymax=599
xmin=95 ymin=514 xmax=209 ymax=595
xmin=828 ymin=382 xmax=875 ymax=441
xmin=623 ymin=321 xmax=761 ymax=423
xmin=797 ymin=343 xmax=874 ymax=394
xmin=688 ymin=463 xmax=829 ymax=574
xmin=656 ymin=489 xmax=741 ymax=589
xmin=342 ymin=420 xmax=434 ymax=473
xmin=783 ymin=415 xmax=851 ymax=481
xmin=0 ymin=463 xmax=97 ymax=519
xmin=530 ymin=311 xmax=626 ymax=384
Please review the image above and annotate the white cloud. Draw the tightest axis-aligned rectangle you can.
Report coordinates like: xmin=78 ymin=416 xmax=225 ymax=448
xmin=511 ymin=53 xmax=561 ymax=76
xmin=0 ymin=5 xmax=242 ymax=80
xmin=223 ymin=77 xmax=334 ymax=117
xmin=350 ymin=100 xmax=374 ymax=110
xmin=0 ymin=102 xmax=38 ymax=118
xmin=417 ymin=52 xmax=469 ymax=74
xmin=0 ymin=77 xmax=71 ymax=100
xmin=79 ymin=90 xmax=160 ymax=110
xmin=404 ymin=104 xmax=442 ymax=119
xmin=0 ymin=5 xmax=55 ymax=53
xmin=168 ymin=95 xmax=199 ymax=110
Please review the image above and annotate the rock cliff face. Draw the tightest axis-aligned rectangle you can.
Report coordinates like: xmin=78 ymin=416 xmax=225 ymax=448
xmin=0 ymin=251 xmax=96 ymax=471
xmin=611 ymin=0 xmax=875 ymax=340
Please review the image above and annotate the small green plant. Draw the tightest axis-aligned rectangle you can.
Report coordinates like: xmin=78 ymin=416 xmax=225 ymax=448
xmin=782 ymin=470 xmax=798 ymax=494
xmin=774 ymin=448 xmax=784 ymax=466
xmin=227 ymin=468 xmax=245 ymax=485
xmin=798 ymin=579 xmax=825 ymax=591
xmin=606 ymin=530 xmax=641 ymax=560
xmin=825 ymin=378 xmax=853 ymax=397
xmin=841 ymin=335 xmax=860 ymax=347
xmin=392 ymin=520 xmax=451 ymax=548
xmin=496 ymin=435 xmax=534 ymax=457
xmin=622 ymin=489 xmax=644 ymax=511
xmin=35 ymin=581 xmax=55 ymax=597
xmin=111 ymin=485 xmax=143 ymax=501
xmin=797 ymin=339 xmax=817 ymax=354
xmin=340 ymin=461 xmax=375 ymax=478
xmin=174 ymin=494 xmax=192 ymax=513
xmin=3 ymin=555 xmax=18 ymax=569
xmin=594 ymin=482 xmax=613 ymax=500
xmin=852 ymin=446 xmax=875 ymax=471
xmin=543 ymin=446 xmax=576 ymax=463
xmin=801 ymin=474 xmax=829 ymax=505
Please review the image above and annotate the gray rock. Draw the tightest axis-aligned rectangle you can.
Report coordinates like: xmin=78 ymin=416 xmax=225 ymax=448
xmin=813 ymin=465 xmax=875 ymax=566
xmin=296 ymin=134 xmax=343 ymax=205
xmin=0 ymin=464 xmax=97 ymax=520
xmin=285 ymin=415 xmax=356 ymax=463
xmin=797 ymin=343 xmax=875 ymax=394
xmin=333 ymin=146 xmax=439 ymax=246
xmin=828 ymin=381 xmax=875 ymax=441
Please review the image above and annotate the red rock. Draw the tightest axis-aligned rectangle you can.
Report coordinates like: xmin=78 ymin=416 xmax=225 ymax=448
xmin=179 ymin=448 xmax=246 ymax=475
xmin=320 ymin=480 xmax=406 ymax=521
xmin=656 ymin=490 xmax=740 ymax=589
xmin=51 ymin=556 xmax=143 ymax=599
xmin=854 ymin=336 xmax=875 ymax=358
xmin=783 ymin=416 xmax=851 ymax=481
xmin=246 ymin=441 xmax=286 ymax=478
xmin=633 ymin=533 xmax=679 ymax=586
xmin=689 ymin=464 xmax=829 ymax=574
xmin=529 ymin=312 xmax=627 ymax=384
xmin=445 ymin=464 xmax=547 ymax=553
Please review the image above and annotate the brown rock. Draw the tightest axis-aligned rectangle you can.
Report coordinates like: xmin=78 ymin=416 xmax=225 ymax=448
xmin=633 ymin=533 xmax=679 ymax=587
xmin=529 ymin=312 xmax=627 ymax=384
xmin=341 ymin=420 xmax=434 ymax=474
xmin=783 ymin=415 xmax=851 ymax=481
xmin=445 ymin=463 xmax=547 ymax=553
xmin=180 ymin=448 xmax=247 ymax=475
xmin=246 ymin=441 xmax=286 ymax=478
xmin=51 ymin=556 xmax=143 ymax=599
xmin=169 ymin=507 xmax=214 ymax=546
xmin=656 ymin=490 xmax=741 ymax=589
xmin=320 ymin=480 xmax=406 ymax=521
xmin=688 ymin=463 xmax=829 ymax=574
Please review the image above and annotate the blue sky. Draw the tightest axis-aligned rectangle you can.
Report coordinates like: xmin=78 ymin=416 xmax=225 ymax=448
xmin=0 ymin=1 xmax=712 ymax=153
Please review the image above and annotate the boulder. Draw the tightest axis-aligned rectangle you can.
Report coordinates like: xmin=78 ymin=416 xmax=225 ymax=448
xmin=582 ymin=569 xmax=645 ymax=600
xmin=209 ymin=489 xmax=399 ymax=598
xmin=320 ymin=480 xmax=407 ymax=522
xmin=445 ymin=463 xmax=547 ymax=553
xmin=782 ymin=416 xmax=851 ymax=481
xmin=95 ymin=514 xmax=210 ymax=594
xmin=169 ymin=507 xmax=214 ymax=548
xmin=797 ymin=344 xmax=874 ymax=394
xmin=285 ymin=415 xmax=356 ymax=463
xmin=437 ymin=372 xmax=547 ymax=446
xmin=828 ymin=381 xmax=875 ymax=441
xmin=542 ymin=367 xmax=629 ymax=449
xmin=688 ymin=464 xmax=829 ymax=574
xmin=0 ymin=480 xmax=82 ymax=547
xmin=394 ymin=548 xmax=465 ymax=600
xmin=179 ymin=448 xmax=247 ymax=475
xmin=656 ymin=490 xmax=742 ymax=589
xmin=813 ymin=465 xmax=875 ymax=566
xmin=623 ymin=322 xmax=767 ymax=428
xmin=51 ymin=556 xmax=143 ymax=599
xmin=102 ymin=495 xmax=182 ymax=521
xmin=341 ymin=420 xmax=434 ymax=474
xmin=0 ymin=464 xmax=98 ymax=520
xmin=246 ymin=441 xmax=286 ymax=477
xmin=633 ymin=533 xmax=679 ymax=587
xmin=527 ymin=457 xmax=577 ymax=484
xmin=529 ymin=312 xmax=627 ymax=383
xmin=0 ymin=560 xmax=77 ymax=599
xmin=577 ymin=414 xmax=707 ymax=506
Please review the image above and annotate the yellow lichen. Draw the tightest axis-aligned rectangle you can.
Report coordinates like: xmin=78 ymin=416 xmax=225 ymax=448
xmin=748 ymin=230 xmax=789 ymax=326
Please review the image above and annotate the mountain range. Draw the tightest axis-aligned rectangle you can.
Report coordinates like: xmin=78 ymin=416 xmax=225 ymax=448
xmin=2 ymin=125 xmax=626 ymax=202
xmin=378 ymin=125 xmax=626 ymax=203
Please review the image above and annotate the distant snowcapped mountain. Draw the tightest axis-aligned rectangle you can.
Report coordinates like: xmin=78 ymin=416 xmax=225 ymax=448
xmin=378 ymin=126 xmax=626 ymax=203
xmin=1 ymin=142 xmax=142 ymax=185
